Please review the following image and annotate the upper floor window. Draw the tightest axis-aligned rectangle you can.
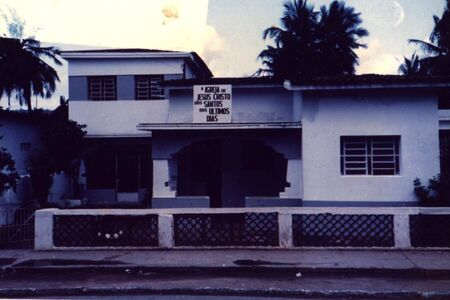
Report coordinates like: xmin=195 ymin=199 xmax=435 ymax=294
xmin=135 ymin=75 xmax=164 ymax=100
xmin=340 ymin=136 xmax=400 ymax=176
xmin=88 ymin=76 xmax=116 ymax=101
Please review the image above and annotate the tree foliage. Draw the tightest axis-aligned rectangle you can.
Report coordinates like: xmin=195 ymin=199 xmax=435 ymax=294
xmin=257 ymin=0 xmax=368 ymax=79
xmin=0 ymin=134 xmax=19 ymax=196
xmin=29 ymin=100 xmax=87 ymax=205
xmin=0 ymin=37 xmax=62 ymax=111
xmin=408 ymin=0 xmax=450 ymax=75
xmin=414 ymin=174 xmax=450 ymax=206
xmin=1 ymin=7 xmax=26 ymax=39
xmin=398 ymin=52 xmax=421 ymax=75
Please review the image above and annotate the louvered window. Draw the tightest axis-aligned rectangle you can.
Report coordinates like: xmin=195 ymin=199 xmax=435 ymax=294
xmin=135 ymin=75 xmax=164 ymax=100
xmin=340 ymin=136 xmax=400 ymax=175
xmin=88 ymin=76 xmax=116 ymax=101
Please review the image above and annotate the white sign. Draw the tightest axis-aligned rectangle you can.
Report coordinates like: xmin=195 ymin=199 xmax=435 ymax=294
xmin=193 ymin=85 xmax=232 ymax=123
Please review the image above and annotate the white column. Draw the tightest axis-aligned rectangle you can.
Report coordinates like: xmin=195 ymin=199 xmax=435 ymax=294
xmin=153 ymin=159 xmax=176 ymax=198
xmin=158 ymin=214 xmax=174 ymax=248
xmin=280 ymin=159 xmax=302 ymax=198
xmin=394 ymin=214 xmax=411 ymax=248
xmin=35 ymin=209 xmax=58 ymax=250
xmin=278 ymin=213 xmax=293 ymax=248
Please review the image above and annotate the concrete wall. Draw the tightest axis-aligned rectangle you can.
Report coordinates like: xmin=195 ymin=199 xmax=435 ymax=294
xmin=0 ymin=117 xmax=41 ymax=176
xmin=117 ymin=76 xmax=135 ymax=100
xmin=68 ymin=76 xmax=88 ymax=100
xmin=69 ymin=100 xmax=169 ymax=136
xmin=68 ymin=58 xmax=188 ymax=77
xmin=168 ymin=86 xmax=297 ymax=124
xmin=302 ymin=89 xmax=440 ymax=203
xmin=0 ymin=116 xmax=74 ymax=205
xmin=36 ymin=207 xmax=450 ymax=250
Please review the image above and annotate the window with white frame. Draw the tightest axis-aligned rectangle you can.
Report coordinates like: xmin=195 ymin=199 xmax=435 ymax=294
xmin=340 ymin=136 xmax=400 ymax=175
xmin=88 ymin=76 xmax=116 ymax=101
xmin=135 ymin=75 xmax=164 ymax=100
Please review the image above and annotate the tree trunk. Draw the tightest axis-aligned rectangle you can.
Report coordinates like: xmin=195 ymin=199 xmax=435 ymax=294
xmin=23 ymin=83 xmax=32 ymax=112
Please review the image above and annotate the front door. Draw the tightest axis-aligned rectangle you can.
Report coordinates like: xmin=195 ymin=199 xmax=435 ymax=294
xmin=116 ymin=149 xmax=139 ymax=202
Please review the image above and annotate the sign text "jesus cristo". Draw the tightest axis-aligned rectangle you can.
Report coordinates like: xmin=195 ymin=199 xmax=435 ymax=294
xmin=193 ymin=85 xmax=232 ymax=123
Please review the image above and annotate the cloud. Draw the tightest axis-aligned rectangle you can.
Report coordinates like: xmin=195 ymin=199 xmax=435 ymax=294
xmin=356 ymin=38 xmax=400 ymax=74
xmin=200 ymin=25 xmax=230 ymax=76
xmin=0 ymin=0 xmax=210 ymax=52
xmin=0 ymin=0 xmax=217 ymax=109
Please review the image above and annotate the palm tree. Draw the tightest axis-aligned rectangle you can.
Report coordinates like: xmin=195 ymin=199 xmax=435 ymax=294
xmin=0 ymin=37 xmax=61 ymax=111
xmin=398 ymin=53 xmax=421 ymax=75
xmin=256 ymin=0 xmax=368 ymax=79
xmin=408 ymin=0 xmax=450 ymax=75
xmin=257 ymin=0 xmax=319 ymax=78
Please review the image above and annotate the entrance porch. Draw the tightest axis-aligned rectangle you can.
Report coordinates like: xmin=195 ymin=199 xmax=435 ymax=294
xmin=151 ymin=129 xmax=302 ymax=208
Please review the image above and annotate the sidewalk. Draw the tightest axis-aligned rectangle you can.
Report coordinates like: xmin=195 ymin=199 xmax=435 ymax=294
xmin=1 ymin=248 xmax=450 ymax=272
xmin=1 ymin=249 xmax=450 ymax=298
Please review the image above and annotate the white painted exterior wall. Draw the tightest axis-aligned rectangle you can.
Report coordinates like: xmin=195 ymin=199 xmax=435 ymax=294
xmin=0 ymin=116 xmax=40 ymax=204
xmin=69 ymin=100 xmax=169 ymax=136
xmin=167 ymin=86 xmax=299 ymax=124
xmin=302 ymin=89 xmax=440 ymax=203
xmin=0 ymin=115 xmax=73 ymax=205
xmin=0 ymin=117 xmax=41 ymax=175
xmin=67 ymin=57 xmax=194 ymax=77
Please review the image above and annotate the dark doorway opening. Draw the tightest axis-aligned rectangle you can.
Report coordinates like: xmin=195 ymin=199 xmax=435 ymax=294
xmin=84 ymin=144 xmax=152 ymax=206
xmin=176 ymin=139 xmax=287 ymax=207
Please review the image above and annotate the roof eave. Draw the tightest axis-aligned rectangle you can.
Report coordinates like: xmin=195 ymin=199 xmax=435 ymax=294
xmin=60 ymin=52 xmax=193 ymax=59
xmin=284 ymin=80 xmax=450 ymax=91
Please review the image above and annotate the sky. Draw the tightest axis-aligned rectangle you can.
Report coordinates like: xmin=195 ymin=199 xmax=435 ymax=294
xmin=0 ymin=0 xmax=446 ymax=109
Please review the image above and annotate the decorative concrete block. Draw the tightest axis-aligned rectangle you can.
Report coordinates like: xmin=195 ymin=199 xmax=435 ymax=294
xmin=158 ymin=214 xmax=174 ymax=248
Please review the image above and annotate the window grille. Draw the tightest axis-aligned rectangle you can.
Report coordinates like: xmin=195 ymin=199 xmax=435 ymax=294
xmin=340 ymin=136 xmax=400 ymax=175
xmin=88 ymin=76 xmax=116 ymax=101
xmin=135 ymin=75 xmax=164 ymax=100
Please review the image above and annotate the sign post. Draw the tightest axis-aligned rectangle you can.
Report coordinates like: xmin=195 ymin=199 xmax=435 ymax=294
xmin=193 ymin=85 xmax=232 ymax=123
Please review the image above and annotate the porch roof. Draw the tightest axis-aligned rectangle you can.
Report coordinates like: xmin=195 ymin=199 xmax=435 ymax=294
xmin=285 ymin=74 xmax=450 ymax=90
xmin=137 ymin=122 xmax=301 ymax=131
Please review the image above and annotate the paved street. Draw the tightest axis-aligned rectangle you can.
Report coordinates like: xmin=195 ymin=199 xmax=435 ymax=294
xmin=1 ymin=249 xmax=450 ymax=299
xmin=3 ymin=268 xmax=450 ymax=299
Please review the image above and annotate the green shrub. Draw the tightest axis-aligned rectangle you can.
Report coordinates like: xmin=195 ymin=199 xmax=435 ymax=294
xmin=414 ymin=174 xmax=450 ymax=206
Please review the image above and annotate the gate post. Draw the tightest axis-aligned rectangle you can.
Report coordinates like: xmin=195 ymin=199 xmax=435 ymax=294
xmin=278 ymin=212 xmax=293 ymax=248
xmin=158 ymin=214 xmax=174 ymax=248
xmin=394 ymin=213 xmax=411 ymax=248
xmin=35 ymin=209 xmax=58 ymax=250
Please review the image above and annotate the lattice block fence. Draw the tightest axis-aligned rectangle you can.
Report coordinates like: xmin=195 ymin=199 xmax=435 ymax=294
xmin=53 ymin=214 xmax=158 ymax=247
xmin=410 ymin=214 xmax=450 ymax=247
xmin=174 ymin=213 xmax=279 ymax=246
xmin=36 ymin=208 xmax=450 ymax=249
xmin=292 ymin=214 xmax=395 ymax=247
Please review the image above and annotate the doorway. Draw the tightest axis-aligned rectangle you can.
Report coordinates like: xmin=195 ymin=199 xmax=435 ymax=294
xmin=175 ymin=139 xmax=287 ymax=207
xmin=84 ymin=144 xmax=152 ymax=205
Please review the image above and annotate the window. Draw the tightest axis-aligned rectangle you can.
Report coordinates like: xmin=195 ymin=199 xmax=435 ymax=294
xmin=20 ymin=142 xmax=31 ymax=152
xmin=340 ymin=136 xmax=400 ymax=176
xmin=135 ymin=75 xmax=164 ymax=100
xmin=88 ymin=76 xmax=116 ymax=100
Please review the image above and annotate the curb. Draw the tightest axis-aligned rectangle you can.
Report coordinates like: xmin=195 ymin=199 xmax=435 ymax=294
xmin=0 ymin=286 xmax=449 ymax=299
xmin=5 ymin=264 xmax=450 ymax=278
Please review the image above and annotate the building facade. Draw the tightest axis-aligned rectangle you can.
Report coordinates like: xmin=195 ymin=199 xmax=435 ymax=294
xmin=63 ymin=49 xmax=450 ymax=208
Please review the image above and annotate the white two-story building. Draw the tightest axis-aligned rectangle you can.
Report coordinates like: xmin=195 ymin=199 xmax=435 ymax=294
xmin=63 ymin=49 xmax=450 ymax=208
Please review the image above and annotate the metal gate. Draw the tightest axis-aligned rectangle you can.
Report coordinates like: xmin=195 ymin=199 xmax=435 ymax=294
xmin=0 ymin=207 xmax=35 ymax=249
xmin=440 ymin=130 xmax=450 ymax=180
